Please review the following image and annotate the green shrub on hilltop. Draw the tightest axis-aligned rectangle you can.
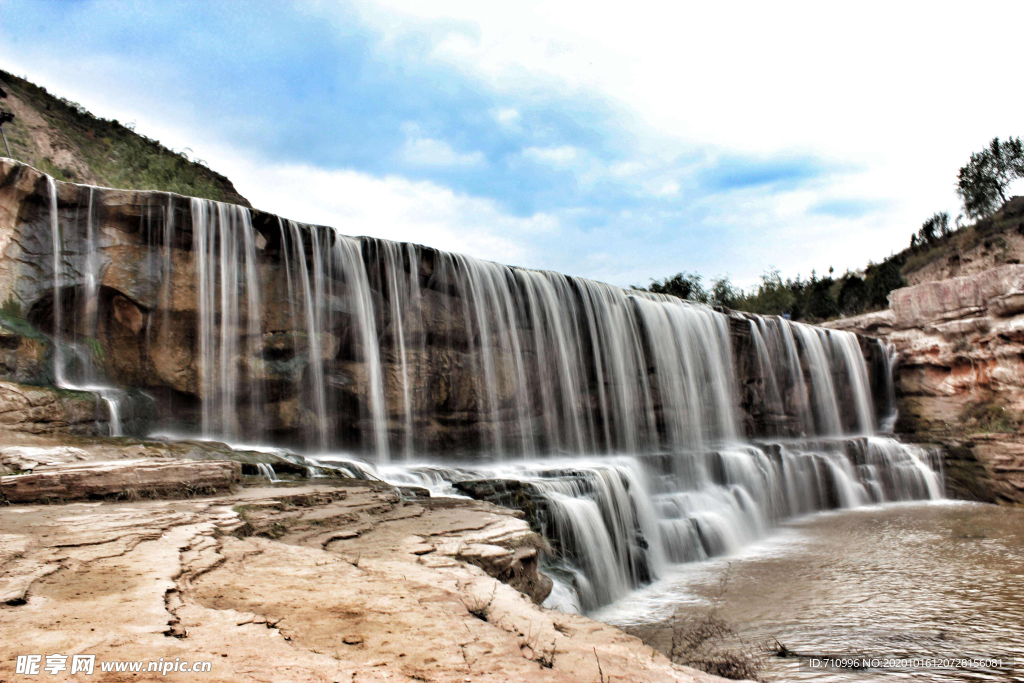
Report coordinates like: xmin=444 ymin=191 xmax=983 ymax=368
xmin=0 ymin=69 xmax=248 ymax=205
xmin=640 ymin=264 xmax=904 ymax=323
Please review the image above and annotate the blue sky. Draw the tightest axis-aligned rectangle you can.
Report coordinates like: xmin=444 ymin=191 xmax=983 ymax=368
xmin=2 ymin=0 xmax=1023 ymax=287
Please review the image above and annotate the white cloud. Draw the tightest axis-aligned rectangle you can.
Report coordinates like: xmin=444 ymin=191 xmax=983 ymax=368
xmin=522 ymin=145 xmax=580 ymax=165
xmin=348 ymin=0 xmax=1024 ymax=265
xmin=222 ymin=157 xmax=562 ymax=265
xmin=400 ymin=123 xmax=484 ymax=167
xmin=651 ymin=180 xmax=680 ymax=197
xmin=403 ymin=136 xmax=484 ymax=167
xmin=493 ymin=107 xmax=520 ymax=126
xmin=0 ymin=53 xmax=551 ymax=267
xmin=9 ymin=3 xmax=1024 ymax=289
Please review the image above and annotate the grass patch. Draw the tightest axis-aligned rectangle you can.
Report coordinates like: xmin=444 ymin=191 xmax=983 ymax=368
xmin=667 ymin=570 xmax=767 ymax=681
xmin=0 ymin=68 xmax=248 ymax=205
xmin=0 ymin=297 xmax=22 ymax=320
xmin=960 ymin=401 xmax=1022 ymax=433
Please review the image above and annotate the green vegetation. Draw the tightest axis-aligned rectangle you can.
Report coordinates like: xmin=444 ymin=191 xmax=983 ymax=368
xmin=0 ymin=296 xmax=22 ymax=319
xmin=956 ymin=137 xmax=1024 ymax=220
xmin=960 ymin=401 xmax=1023 ymax=434
xmin=0 ymin=309 xmax=45 ymax=340
xmin=0 ymin=69 xmax=248 ymax=205
xmin=643 ymin=262 xmax=906 ymax=323
xmin=643 ymin=136 xmax=1024 ymax=321
xmin=84 ymin=337 xmax=106 ymax=363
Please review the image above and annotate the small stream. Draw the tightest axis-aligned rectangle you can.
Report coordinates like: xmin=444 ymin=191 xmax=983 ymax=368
xmin=597 ymin=501 xmax=1024 ymax=682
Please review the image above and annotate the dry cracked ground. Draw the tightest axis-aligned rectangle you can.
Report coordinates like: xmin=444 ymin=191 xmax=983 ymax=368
xmin=1 ymin=461 xmax=724 ymax=683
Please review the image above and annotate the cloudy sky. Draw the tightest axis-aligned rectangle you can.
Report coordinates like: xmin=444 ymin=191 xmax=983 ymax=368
xmin=2 ymin=0 xmax=1022 ymax=288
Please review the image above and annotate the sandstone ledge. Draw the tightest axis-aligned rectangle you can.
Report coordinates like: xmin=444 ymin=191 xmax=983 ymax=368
xmin=0 ymin=482 xmax=724 ymax=682
xmin=826 ymin=266 xmax=1024 ymax=504
xmin=0 ymin=381 xmax=105 ymax=436
xmin=0 ymin=458 xmax=241 ymax=503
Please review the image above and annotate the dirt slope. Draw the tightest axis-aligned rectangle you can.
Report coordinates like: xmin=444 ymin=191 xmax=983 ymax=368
xmin=0 ymin=69 xmax=248 ymax=205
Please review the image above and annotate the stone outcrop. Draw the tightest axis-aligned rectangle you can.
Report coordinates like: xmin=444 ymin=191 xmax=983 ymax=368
xmin=0 ymin=458 xmax=241 ymax=503
xmin=0 ymin=481 xmax=724 ymax=682
xmin=828 ymin=264 xmax=1024 ymax=503
xmin=0 ymin=380 xmax=105 ymax=435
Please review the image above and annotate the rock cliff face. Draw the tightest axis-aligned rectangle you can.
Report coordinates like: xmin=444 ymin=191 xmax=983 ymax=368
xmin=0 ymin=159 xmax=893 ymax=456
xmin=827 ymin=265 xmax=1024 ymax=503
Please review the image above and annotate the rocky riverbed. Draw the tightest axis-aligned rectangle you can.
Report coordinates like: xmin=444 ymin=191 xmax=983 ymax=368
xmin=1 ymin=451 xmax=726 ymax=682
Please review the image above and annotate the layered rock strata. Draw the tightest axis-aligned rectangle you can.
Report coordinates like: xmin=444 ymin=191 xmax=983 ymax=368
xmin=828 ymin=264 xmax=1024 ymax=503
xmin=0 ymin=458 xmax=240 ymax=503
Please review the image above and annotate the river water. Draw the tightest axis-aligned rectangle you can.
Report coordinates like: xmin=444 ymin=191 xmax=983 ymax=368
xmin=596 ymin=501 xmax=1024 ymax=682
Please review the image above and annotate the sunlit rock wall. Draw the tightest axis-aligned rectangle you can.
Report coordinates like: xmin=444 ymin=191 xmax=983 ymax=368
xmin=828 ymin=266 xmax=1024 ymax=502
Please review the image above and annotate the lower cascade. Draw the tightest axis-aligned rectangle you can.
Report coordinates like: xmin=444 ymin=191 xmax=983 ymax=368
xmin=371 ymin=436 xmax=941 ymax=613
xmin=12 ymin=170 xmax=943 ymax=614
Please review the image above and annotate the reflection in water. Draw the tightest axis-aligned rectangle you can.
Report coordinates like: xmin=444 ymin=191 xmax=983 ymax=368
xmin=604 ymin=502 xmax=1024 ymax=682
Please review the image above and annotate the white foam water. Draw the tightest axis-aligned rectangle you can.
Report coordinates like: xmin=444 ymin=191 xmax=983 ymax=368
xmin=37 ymin=179 xmax=943 ymax=614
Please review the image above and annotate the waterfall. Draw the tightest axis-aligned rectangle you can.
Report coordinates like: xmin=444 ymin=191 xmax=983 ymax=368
xmin=374 ymin=438 xmax=942 ymax=612
xmin=47 ymin=177 xmax=64 ymax=386
xmin=878 ymin=340 xmax=900 ymax=433
xmin=45 ymin=179 xmax=130 ymax=435
xmin=34 ymin=176 xmax=942 ymax=614
xmin=192 ymin=199 xmax=264 ymax=441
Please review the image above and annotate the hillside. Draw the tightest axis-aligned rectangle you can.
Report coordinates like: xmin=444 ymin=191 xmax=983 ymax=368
xmin=0 ymin=68 xmax=248 ymax=205
xmin=894 ymin=196 xmax=1024 ymax=286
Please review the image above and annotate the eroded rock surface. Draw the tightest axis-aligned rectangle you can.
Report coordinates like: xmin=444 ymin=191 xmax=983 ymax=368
xmin=0 ymin=381 xmax=105 ymax=435
xmin=828 ymin=265 xmax=1024 ymax=503
xmin=0 ymin=158 xmax=889 ymax=454
xmin=0 ymin=458 xmax=240 ymax=503
xmin=0 ymin=483 xmax=722 ymax=682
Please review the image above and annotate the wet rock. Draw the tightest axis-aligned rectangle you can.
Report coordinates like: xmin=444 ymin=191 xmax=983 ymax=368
xmin=0 ymin=380 xmax=105 ymax=435
xmin=454 ymin=479 xmax=549 ymax=537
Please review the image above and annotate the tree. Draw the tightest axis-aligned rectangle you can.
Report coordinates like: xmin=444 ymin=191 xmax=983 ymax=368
xmin=865 ymin=258 xmax=906 ymax=308
xmin=918 ymin=211 xmax=949 ymax=245
xmin=710 ymin=277 xmax=740 ymax=308
xmin=956 ymin=136 xmax=1024 ymax=219
xmin=648 ymin=272 xmax=709 ymax=303
xmin=744 ymin=268 xmax=796 ymax=315
xmin=805 ymin=276 xmax=839 ymax=320
xmin=837 ymin=275 xmax=868 ymax=315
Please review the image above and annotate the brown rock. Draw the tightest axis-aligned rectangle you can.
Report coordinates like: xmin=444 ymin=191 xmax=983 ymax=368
xmin=0 ymin=458 xmax=240 ymax=503
xmin=0 ymin=381 xmax=103 ymax=435
xmin=827 ymin=265 xmax=1024 ymax=503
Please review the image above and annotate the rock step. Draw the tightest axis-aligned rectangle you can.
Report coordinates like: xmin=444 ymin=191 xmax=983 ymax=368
xmin=0 ymin=458 xmax=240 ymax=503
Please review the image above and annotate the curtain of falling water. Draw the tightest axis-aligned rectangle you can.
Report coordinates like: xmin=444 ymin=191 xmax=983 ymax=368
xmin=38 ymin=179 xmax=943 ymax=615
xmin=192 ymin=198 xmax=264 ymax=442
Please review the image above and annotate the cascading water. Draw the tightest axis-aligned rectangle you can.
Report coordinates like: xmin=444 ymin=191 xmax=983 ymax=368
xmin=37 ymin=177 xmax=943 ymax=614
xmin=878 ymin=340 xmax=900 ymax=433
xmin=45 ymin=179 xmax=130 ymax=435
